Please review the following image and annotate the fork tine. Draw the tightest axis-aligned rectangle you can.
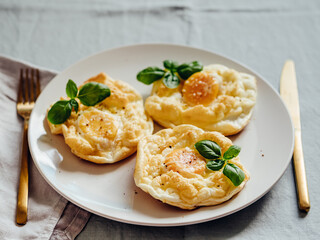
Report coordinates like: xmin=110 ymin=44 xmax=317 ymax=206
xmin=18 ymin=69 xmax=23 ymax=103
xmin=30 ymin=69 xmax=35 ymax=102
xmin=24 ymin=69 xmax=30 ymax=103
xmin=36 ymin=69 xmax=40 ymax=99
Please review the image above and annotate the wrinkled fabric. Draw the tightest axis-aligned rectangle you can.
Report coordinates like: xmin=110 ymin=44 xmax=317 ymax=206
xmin=0 ymin=56 xmax=90 ymax=240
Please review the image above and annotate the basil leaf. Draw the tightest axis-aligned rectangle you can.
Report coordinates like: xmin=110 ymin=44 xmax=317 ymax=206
xmin=70 ymin=99 xmax=79 ymax=113
xmin=195 ymin=140 xmax=221 ymax=159
xmin=66 ymin=79 xmax=78 ymax=99
xmin=47 ymin=100 xmax=72 ymax=124
xmin=77 ymin=82 xmax=111 ymax=106
xmin=206 ymin=160 xmax=225 ymax=171
xmin=223 ymin=145 xmax=241 ymax=160
xmin=137 ymin=67 xmax=165 ymax=85
xmin=163 ymin=72 xmax=180 ymax=89
xmin=163 ymin=60 xmax=179 ymax=71
xmin=223 ymin=163 xmax=245 ymax=186
xmin=177 ymin=61 xmax=203 ymax=80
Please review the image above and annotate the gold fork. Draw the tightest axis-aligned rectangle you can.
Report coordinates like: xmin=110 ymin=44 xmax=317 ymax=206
xmin=16 ymin=68 xmax=40 ymax=225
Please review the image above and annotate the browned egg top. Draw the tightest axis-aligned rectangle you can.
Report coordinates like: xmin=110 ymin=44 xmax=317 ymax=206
xmin=164 ymin=148 xmax=206 ymax=175
xmin=182 ymin=72 xmax=219 ymax=106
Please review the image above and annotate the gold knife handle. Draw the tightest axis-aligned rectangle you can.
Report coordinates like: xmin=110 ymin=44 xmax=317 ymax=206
xmin=16 ymin=120 xmax=29 ymax=225
xmin=293 ymin=129 xmax=310 ymax=212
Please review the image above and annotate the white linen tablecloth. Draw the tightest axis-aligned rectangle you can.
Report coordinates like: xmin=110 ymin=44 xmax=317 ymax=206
xmin=1 ymin=0 xmax=319 ymax=239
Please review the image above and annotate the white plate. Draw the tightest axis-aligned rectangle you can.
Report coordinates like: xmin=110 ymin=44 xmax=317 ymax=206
xmin=29 ymin=44 xmax=294 ymax=226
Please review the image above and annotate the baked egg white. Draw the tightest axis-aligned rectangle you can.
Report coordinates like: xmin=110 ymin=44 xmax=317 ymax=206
xmin=48 ymin=72 xmax=153 ymax=164
xmin=134 ymin=124 xmax=249 ymax=209
xmin=145 ymin=64 xmax=257 ymax=136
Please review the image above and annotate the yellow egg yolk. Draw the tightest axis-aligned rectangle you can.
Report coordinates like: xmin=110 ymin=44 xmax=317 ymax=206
xmin=164 ymin=148 xmax=206 ymax=175
xmin=78 ymin=111 xmax=118 ymax=140
xmin=182 ymin=72 xmax=219 ymax=106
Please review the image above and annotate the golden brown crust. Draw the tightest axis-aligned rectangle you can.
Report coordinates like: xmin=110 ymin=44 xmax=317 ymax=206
xmin=145 ymin=64 xmax=257 ymax=136
xmin=134 ymin=124 xmax=250 ymax=209
xmin=47 ymin=73 xmax=153 ymax=164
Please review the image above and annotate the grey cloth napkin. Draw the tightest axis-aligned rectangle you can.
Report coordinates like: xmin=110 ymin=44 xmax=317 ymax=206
xmin=0 ymin=55 xmax=91 ymax=240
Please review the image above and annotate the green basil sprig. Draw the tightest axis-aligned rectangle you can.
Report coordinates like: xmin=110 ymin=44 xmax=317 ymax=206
xmin=163 ymin=72 xmax=180 ymax=89
xmin=195 ymin=140 xmax=244 ymax=186
xmin=223 ymin=163 xmax=245 ymax=187
xmin=47 ymin=79 xmax=111 ymax=125
xmin=136 ymin=67 xmax=165 ymax=85
xmin=136 ymin=60 xmax=203 ymax=89
xmin=163 ymin=60 xmax=179 ymax=71
xmin=194 ymin=140 xmax=221 ymax=159
xmin=177 ymin=61 xmax=203 ymax=80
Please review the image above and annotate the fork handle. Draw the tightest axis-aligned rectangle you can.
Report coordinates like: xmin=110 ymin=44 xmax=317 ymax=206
xmin=16 ymin=120 xmax=29 ymax=225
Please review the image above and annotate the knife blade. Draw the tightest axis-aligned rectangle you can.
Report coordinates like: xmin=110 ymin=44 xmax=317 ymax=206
xmin=280 ymin=60 xmax=310 ymax=212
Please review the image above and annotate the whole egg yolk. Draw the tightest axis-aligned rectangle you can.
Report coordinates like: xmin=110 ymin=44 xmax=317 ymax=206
xmin=182 ymin=72 xmax=219 ymax=106
xmin=78 ymin=111 xmax=118 ymax=140
xmin=164 ymin=148 xmax=206 ymax=175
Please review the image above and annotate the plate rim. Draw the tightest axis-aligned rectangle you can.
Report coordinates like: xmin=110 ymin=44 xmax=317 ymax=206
xmin=28 ymin=43 xmax=294 ymax=226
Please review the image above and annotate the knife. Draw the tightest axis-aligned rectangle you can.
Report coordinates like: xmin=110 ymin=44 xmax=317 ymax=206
xmin=280 ymin=60 xmax=310 ymax=212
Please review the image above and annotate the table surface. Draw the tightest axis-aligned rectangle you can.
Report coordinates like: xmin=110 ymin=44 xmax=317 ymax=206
xmin=1 ymin=0 xmax=319 ymax=239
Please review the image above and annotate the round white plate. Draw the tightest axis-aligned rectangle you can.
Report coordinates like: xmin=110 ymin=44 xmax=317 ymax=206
xmin=29 ymin=44 xmax=294 ymax=226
